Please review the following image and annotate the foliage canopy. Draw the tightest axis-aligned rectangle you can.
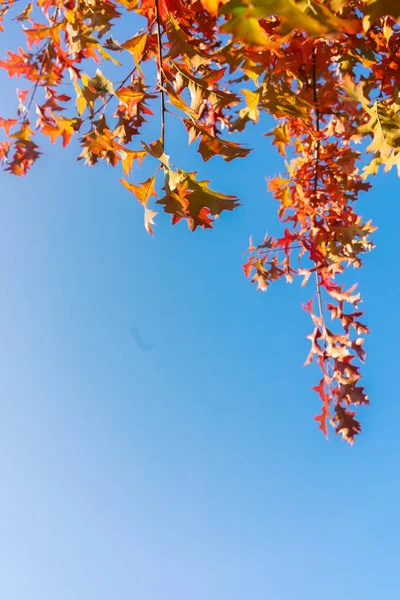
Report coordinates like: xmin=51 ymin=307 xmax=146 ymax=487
xmin=0 ymin=0 xmax=398 ymax=443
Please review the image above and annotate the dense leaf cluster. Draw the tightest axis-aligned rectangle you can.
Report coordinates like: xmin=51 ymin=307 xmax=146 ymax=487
xmin=1 ymin=0 xmax=398 ymax=442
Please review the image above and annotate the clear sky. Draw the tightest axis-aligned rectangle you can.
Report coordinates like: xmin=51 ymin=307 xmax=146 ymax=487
xmin=1 ymin=21 xmax=400 ymax=600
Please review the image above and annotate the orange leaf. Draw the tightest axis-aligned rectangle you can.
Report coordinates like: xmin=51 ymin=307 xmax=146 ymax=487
xmin=120 ymin=176 xmax=158 ymax=235
xmin=0 ymin=117 xmax=18 ymax=135
xmin=41 ymin=116 xmax=81 ymax=147
xmin=121 ymin=33 xmax=147 ymax=74
xmin=200 ymin=0 xmax=219 ymax=15
xmin=115 ymin=87 xmax=145 ymax=109
xmin=24 ymin=22 xmax=63 ymax=48
xmin=120 ymin=175 xmax=157 ymax=206
xmin=121 ymin=150 xmax=146 ymax=176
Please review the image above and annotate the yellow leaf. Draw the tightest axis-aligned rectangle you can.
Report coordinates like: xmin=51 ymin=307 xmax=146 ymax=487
xmin=200 ymin=0 xmax=219 ymax=16
xmin=121 ymin=33 xmax=147 ymax=75
xmin=221 ymin=0 xmax=360 ymax=43
xmin=98 ymin=46 xmax=122 ymax=66
xmin=242 ymin=89 xmax=261 ymax=122
xmin=113 ymin=0 xmax=138 ymax=10
xmin=121 ymin=150 xmax=146 ymax=176
xmin=10 ymin=123 xmax=34 ymax=141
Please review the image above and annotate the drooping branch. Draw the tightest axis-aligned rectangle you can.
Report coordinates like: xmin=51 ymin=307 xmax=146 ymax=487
xmin=26 ymin=7 xmax=60 ymax=113
xmin=155 ymin=0 xmax=166 ymax=151
xmin=311 ymin=46 xmax=320 ymax=200
xmin=311 ymin=45 xmax=326 ymax=334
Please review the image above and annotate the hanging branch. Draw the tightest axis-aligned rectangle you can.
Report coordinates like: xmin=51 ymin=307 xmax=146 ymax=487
xmin=311 ymin=45 xmax=326 ymax=331
xmin=26 ymin=7 xmax=60 ymax=113
xmin=155 ymin=0 xmax=166 ymax=151
xmin=312 ymin=46 xmax=320 ymax=200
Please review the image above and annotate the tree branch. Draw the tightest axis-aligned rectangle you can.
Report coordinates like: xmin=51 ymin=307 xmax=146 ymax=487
xmin=26 ymin=8 xmax=60 ymax=113
xmin=311 ymin=46 xmax=327 ymax=340
xmin=312 ymin=46 xmax=320 ymax=201
xmin=155 ymin=0 xmax=166 ymax=151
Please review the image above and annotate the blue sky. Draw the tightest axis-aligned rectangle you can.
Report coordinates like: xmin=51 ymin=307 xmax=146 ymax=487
xmin=1 ymin=17 xmax=400 ymax=600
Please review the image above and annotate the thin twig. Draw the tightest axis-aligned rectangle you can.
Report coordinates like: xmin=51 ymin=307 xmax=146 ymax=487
xmin=26 ymin=8 xmax=60 ymax=113
xmin=77 ymin=65 xmax=139 ymax=127
xmin=154 ymin=0 xmax=166 ymax=150
xmin=253 ymin=243 xmax=304 ymax=255
xmin=311 ymin=45 xmax=327 ymax=336
xmin=312 ymin=46 xmax=320 ymax=200
xmin=94 ymin=66 xmax=137 ymax=119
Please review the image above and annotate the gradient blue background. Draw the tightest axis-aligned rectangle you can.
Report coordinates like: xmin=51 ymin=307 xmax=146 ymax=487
xmin=1 ymin=19 xmax=400 ymax=600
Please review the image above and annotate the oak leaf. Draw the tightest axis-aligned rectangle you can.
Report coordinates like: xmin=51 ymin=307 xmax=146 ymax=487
xmin=120 ymin=176 xmax=158 ymax=235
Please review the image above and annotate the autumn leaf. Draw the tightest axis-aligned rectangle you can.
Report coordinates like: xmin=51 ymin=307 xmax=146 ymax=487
xmin=221 ymin=0 xmax=359 ymax=42
xmin=200 ymin=0 xmax=219 ymax=15
xmin=115 ymin=87 xmax=145 ymax=110
xmin=158 ymin=169 xmax=239 ymax=230
xmin=183 ymin=172 xmax=240 ymax=217
xmin=183 ymin=119 xmax=251 ymax=162
xmin=120 ymin=175 xmax=158 ymax=234
xmin=334 ymin=405 xmax=361 ymax=444
xmin=10 ymin=122 xmax=35 ymax=141
xmin=104 ymin=35 xmax=124 ymax=52
xmin=265 ymin=124 xmax=290 ymax=157
xmin=0 ymin=117 xmax=18 ymax=135
xmin=121 ymin=149 xmax=146 ymax=176
xmin=171 ymin=61 xmax=238 ymax=112
xmin=164 ymin=81 xmax=198 ymax=118
xmin=24 ymin=22 xmax=64 ymax=47
xmin=221 ymin=9 xmax=270 ymax=47
xmin=82 ymin=69 xmax=115 ymax=95
xmin=79 ymin=119 xmax=123 ymax=167
xmin=15 ymin=3 xmax=32 ymax=21
xmin=122 ymin=33 xmax=147 ymax=74
xmin=120 ymin=175 xmax=156 ymax=205
xmin=166 ymin=15 xmax=210 ymax=67
xmin=143 ymin=207 xmax=157 ymax=235
xmin=313 ymin=378 xmax=330 ymax=437
xmin=41 ymin=116 xmax=81 ymax=147
xmin=142 ymin=138 xmax=170 ymax=168
xmin=0 ymin=49 xmax=36 ymax=78
xmin=358 ymin=101 xmax=400 ymax=172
